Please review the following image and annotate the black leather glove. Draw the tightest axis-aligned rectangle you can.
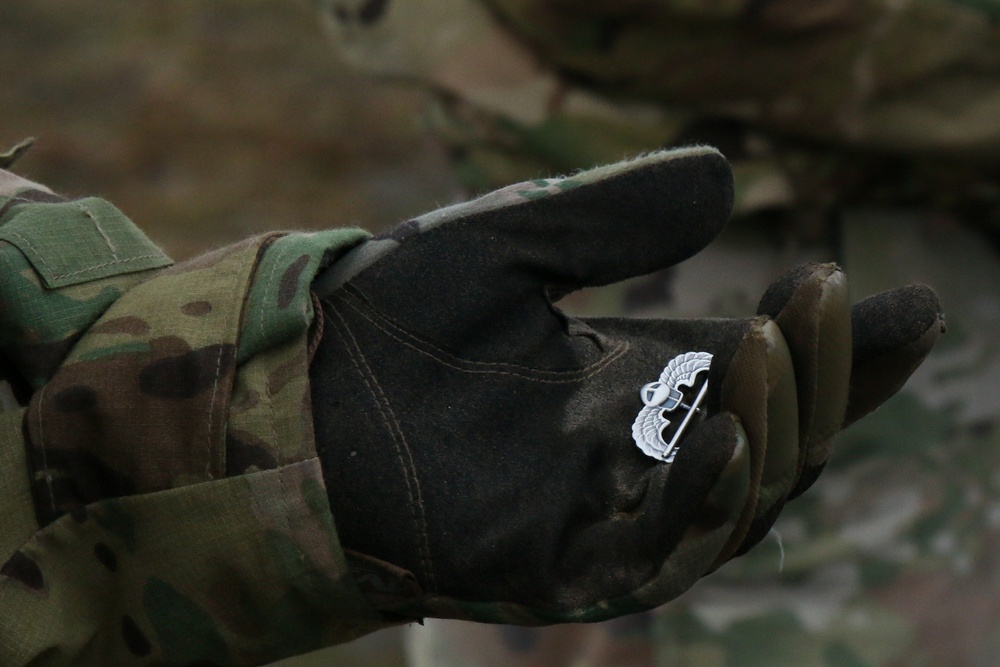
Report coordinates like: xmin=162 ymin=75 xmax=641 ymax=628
xmin=309 ymin=147 xmax=943 ymax=623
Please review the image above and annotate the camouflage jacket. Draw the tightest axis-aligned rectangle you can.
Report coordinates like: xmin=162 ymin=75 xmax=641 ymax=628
xmin=0 ymin=170 xmax=392 ymax=665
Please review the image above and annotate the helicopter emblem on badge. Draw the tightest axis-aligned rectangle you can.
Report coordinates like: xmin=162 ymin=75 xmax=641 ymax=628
xmin=631 ymin=351 xmax=713 ymax=463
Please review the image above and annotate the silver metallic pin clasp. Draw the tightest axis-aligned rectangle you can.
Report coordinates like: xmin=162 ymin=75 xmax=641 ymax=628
xmin=631 ymin=351 xmax=713 ymax=463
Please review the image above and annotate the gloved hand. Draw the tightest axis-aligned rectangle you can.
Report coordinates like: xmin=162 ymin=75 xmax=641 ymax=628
xmin=309 ymin=147 xmax=943 ymax=624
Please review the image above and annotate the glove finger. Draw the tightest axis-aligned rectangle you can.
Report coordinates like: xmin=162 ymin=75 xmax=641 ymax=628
xmin=614 ymin=413 xmax=751 ymax=614
xmin=711 ymin=317 xmax=800 ymax=563
xmin=843 ymin=284 xmax=944 ymax=428
xmin=727 ymin=264 xmax=852 ymax=556
xmin=528 ymin=412 xmax=749 ymax=621
xmin=756 ymin=263 xmax=852 ymax=500
xmin=582 ymin=315 xmax=799 ymax=569
xmin=314 ymin=147 xmax=733 ymax=300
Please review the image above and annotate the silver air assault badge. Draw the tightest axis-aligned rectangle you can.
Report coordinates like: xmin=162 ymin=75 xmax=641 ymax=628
xmin=632 ymin=351 xmax=713 ymax=463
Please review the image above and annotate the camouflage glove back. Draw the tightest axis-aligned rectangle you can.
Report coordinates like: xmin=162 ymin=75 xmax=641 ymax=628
xmin=309 ymin=147 xmax=943 ymax=624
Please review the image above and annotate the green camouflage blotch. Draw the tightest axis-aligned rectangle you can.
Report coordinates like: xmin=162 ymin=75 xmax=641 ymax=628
xmin=92 ymin=500 xmax=138 ymax=554
xmin=144 ymin=577 xmax=233 ymax=666
xmin=77 ymin=341 xmax=152 ymax=362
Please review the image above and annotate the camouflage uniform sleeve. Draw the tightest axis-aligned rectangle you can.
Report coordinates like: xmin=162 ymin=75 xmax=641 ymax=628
xmin=0 ymin=171 xmax=395 ymax=665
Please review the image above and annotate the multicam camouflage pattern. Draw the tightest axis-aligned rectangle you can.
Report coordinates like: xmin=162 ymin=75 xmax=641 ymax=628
xmin=0 ymin=174 xmax=389 ymax=665
xmin=313 ymin=1 xmax=1000 ymax=666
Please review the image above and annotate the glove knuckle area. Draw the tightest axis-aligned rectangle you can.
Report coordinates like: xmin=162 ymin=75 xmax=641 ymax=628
xmin=763 ymin=262 xmax=852 ymax=472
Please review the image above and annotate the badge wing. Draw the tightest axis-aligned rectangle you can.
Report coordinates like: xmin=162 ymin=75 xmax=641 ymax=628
xmin=632 ymin=404 xmax=671 ymax=460
xmin=659 ymin=351 xmax=713 ymax=395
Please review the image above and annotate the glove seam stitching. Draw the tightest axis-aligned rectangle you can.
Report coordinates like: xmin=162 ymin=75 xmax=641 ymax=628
xmin=260 ymin=240 xmax=296 ymax=539
xmin=340 ymin=286 xmax=628 ymax=382
xmin=203 ymin=245 xmax=249 ymax=480
xmin=324 ymin=302 xmax=437 ymax=592
xmin=32 ymin=383 xmax=59 ymax=515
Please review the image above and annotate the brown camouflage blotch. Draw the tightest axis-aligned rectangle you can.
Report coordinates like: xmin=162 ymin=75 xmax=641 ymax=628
xmin=91 ymin=316 xmax=152 ymax=336
xmin=121 ymin=615 xmax=152 ymax=657
xmin=267 ymin=354 xmax=306 ymax=397
xmin=139 ymin=343 xmax=235 ymax=400
xmin=181 ymin=300 xmax=214 ymax=317
xmin=230 ymin=387 xmax=262 ymax=412
xmin=52 ymin=385 xmax=98 ymax=413
xmin=93 ymin=542 xmax=117 ymax=572
xmin=225 ymin=429 xmax=279 ymax=476
xmin=278 ymin=254 xmax=311 ymax=309
xmin=0 ymin=551 xmax=43 ymax=591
